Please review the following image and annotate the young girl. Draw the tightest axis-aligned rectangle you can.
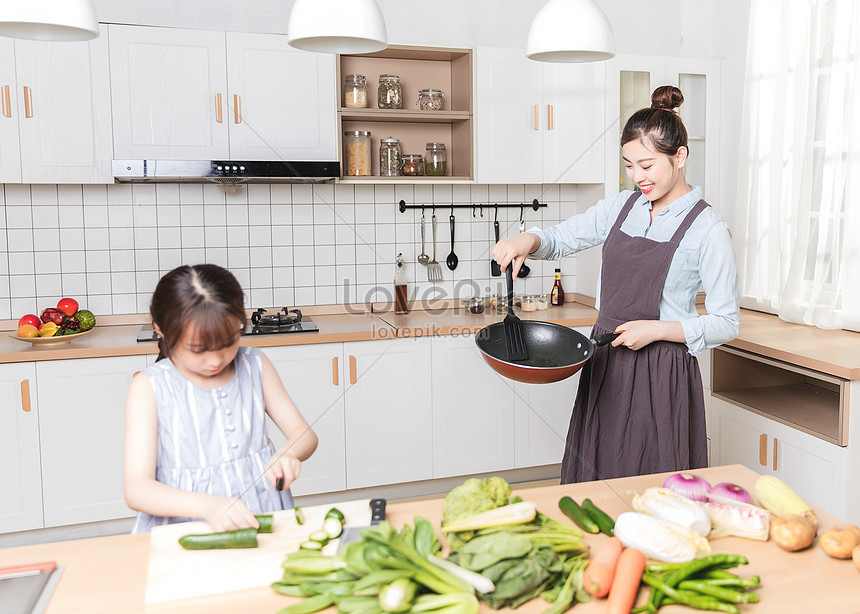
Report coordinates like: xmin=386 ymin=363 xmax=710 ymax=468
xmin=493 ymin=86 xmax=740 ymax=483
xmin=124 ymin=264 xmax=318 ymax=532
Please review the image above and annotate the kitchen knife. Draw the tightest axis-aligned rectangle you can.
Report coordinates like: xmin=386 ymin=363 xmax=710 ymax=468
xmin=336 ymin=498 xmax=386 ymax=553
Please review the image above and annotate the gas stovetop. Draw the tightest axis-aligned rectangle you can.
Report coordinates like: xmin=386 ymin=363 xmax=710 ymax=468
xmin=136 ymin=308 xmax=319 ymax=343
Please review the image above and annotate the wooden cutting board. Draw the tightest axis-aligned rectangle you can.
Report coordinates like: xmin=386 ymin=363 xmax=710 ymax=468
xmin=145 ymin=498 xmax=373 ymax=605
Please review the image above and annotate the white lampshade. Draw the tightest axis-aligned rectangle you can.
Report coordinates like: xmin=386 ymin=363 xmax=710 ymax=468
xmin=287 ymin=0 xmax=388 ymax=54
xmin=0 ymin=0 xmax=99 ymax=41
xmin=526 ymin=0 xmax=615 ymax=63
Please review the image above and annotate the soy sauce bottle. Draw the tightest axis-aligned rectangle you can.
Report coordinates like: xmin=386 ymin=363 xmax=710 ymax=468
xmin=550 ymin=268 xmax=565 ymax=306
xmin=394 ymin=253 xmax=408 ymax=314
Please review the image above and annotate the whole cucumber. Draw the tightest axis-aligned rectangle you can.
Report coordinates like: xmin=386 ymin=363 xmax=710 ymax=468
xmin=178 ymin=527 xmax=259 ymax=550
xmin=558 ymin=496 xmax=600 ymax=533
xmin=581 ymin=498 xmax=615 ymax=536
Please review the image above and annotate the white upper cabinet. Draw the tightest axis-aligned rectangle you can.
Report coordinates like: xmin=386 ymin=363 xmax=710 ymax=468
xmin=109 ymin=25 xmax=230 ymax=160
xmin=0 ymin=24 xmax=113 ymax=184
xmin=476 ymin=47 xmax=605 ymax=185
xmin=109 ymin=25 xmax=337 ymax=161
xmin=226 ymin=32 xmax=336 ymax=161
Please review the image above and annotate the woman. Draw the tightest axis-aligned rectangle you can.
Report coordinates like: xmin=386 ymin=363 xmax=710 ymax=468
xmin=492 ymin=86 xmax=739 ymax=483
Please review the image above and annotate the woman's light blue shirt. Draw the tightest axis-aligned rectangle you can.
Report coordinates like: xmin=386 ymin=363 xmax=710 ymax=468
xmin=529 ymin=187 xmax=740 ymax=356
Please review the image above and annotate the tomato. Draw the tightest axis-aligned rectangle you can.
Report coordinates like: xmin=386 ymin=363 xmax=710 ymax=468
xmin=57 ymin=297 xmax=79 ymax=316
xmin=18 ymin=314 xmax=41 ymax=329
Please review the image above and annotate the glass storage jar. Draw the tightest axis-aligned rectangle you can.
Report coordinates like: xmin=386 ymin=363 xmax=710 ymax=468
xmin=343 ymin=130 xmax=372 ymax=176
xmin=465 ymin=297 xmax=485 ymax=314
xmin=378 ymin=74 xmax=402 ymax=109
xmin=424 ymin=142 xmax=447 ymax=176
xmin=493 ymin=294 xmax=508 ymax=314
xmin=521 ymin=295 xmax=538 ymax=312
xmin=535 ymin=294 xmax=549 ymax=310
xmin=401 ymin=154 xmax=424 ymax=176
xmin=416 ymin=88 xmax=445 ymax=111
xmin=379 ymin=137 xmax=401 ymax=177
xmin=343 ymin=74 xmax=368 ymax=108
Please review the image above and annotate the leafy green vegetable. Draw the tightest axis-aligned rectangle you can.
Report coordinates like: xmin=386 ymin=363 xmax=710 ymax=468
xmin=441 ymin=477 xmax=512 ymax=549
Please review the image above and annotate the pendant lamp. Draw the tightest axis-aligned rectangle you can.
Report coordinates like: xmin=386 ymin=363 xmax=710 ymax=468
xmin=526 ymin=0 xmax=615 ymax=63
xmin=287 ymin=0 xmax=388 ymax=54
xmin=0 ymin=0 xmax=99 ymax=41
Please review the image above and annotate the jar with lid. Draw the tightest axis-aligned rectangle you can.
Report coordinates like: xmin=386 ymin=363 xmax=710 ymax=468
xmin=416 ymin=88 xmax=445 ymax=111
xmin=401 ymin=154 xmax=424 ymax=176
xmin=378 ymin=74 xmax=402 ymax=109
xmin=521 ymin=295 xmax=538 ymax=312
xmin=424 ymin=142 xmax=447 ymax=177
xmin=343 ymin=74 xmax=368 ymax=108
xmin=493 ymin=294 xmax=508 ymax=314
xmin=379 ymin=137 xmax=401 ymax=177
xmin=535 ymin=294 xmax=549 ymax=310
xmin=465 ymin=297 xmax=485 ymax=314
xmin=344 ymin=130 xmax=372 ymax=176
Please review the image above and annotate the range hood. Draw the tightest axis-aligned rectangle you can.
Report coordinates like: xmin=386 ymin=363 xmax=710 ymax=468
xmin=112 ymin=160 xmax=340 ymax=184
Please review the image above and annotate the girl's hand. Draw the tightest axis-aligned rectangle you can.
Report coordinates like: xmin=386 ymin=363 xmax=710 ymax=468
xmin=612 ymin=320 xmax=685 ymax=350
xmin=266 ymin=450 xmax=302 ymax=493
xmin=204 ymin=496 xmax=259 ymax=532
xmin=491 ymin=232 xmax=541 ymax=279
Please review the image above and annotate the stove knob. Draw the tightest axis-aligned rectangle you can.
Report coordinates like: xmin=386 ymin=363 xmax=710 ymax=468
xmin=239 ymin=165 xmax=246 ymax=172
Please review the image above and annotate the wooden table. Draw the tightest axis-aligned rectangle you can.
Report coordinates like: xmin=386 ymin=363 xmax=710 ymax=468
xmin=2 ymin=465 xmax=858 ymax=613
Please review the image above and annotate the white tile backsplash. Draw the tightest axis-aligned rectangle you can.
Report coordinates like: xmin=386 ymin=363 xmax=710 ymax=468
xmin=0 ymin=182 xmax=581 ymax=319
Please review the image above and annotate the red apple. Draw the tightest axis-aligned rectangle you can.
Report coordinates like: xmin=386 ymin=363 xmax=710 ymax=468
xmin=57 ymin=297 xmax=79 ymax=316
xmin=18 ymin=314 xmax=41 ymax=329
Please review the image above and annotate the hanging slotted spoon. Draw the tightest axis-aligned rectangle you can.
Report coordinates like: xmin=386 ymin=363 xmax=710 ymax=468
xmin=417 ymin=213 xmax=429 ymax=265
xmin=427 ymin=213 xmax=443 ymax=281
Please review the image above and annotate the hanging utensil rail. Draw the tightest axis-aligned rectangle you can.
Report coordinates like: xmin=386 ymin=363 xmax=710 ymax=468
xmin=397 ymin=199 xmax=546 ymax=213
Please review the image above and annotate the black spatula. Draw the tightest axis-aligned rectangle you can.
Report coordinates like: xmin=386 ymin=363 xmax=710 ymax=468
xmin=503 ymin=265 xmax=528 ymax=361
xmin=491 ymin=218 xmax=501 ymax=276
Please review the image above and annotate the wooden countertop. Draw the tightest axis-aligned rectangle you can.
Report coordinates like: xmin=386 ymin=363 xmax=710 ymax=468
xmin=2 ymin=303 xmax=859 ymax=380
xmin=1 ymin=465 xmax=858 ymax=614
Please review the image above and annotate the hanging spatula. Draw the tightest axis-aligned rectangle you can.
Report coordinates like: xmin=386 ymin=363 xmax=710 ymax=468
xmin=503 ymin=265 xmax=528 ymax=361
xmin=491 ymin=211 xmax=501 ymax=277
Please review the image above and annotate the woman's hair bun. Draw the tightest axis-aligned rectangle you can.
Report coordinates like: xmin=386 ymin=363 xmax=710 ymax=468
xmin=651 ymin=85 xmax=684 ymax=110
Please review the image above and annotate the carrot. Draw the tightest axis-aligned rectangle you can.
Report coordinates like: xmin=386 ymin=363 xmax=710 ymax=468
xmin=583 ymin=536 xmax=623 ymax=597
xmin=605 ymin=546 xmax=646 ymax=614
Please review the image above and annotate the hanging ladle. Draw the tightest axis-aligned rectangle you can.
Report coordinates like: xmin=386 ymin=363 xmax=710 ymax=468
xmin=518 ymin=206 xmax=530 ymax=278
xmin=446 ymin=208 xmax=458 ymax=270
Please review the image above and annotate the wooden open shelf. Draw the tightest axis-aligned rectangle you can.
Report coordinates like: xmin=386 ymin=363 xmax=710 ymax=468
xmin=712 ymin=346 xmax=848 ymax=446
xmin=336 ymin=45 xmax=473 ymax=181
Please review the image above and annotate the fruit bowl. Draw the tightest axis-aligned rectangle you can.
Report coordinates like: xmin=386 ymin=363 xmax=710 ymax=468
xmin=9 ymin=328 xmax=94 ymax=346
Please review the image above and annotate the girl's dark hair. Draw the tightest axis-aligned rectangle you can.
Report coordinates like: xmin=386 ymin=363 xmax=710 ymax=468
xmin=150 ymin=264 xmax=246 ymax=360
xmin=620 ymin=85 xmax=688 ymax=156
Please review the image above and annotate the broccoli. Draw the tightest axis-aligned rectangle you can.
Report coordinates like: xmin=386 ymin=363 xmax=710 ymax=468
xmin=441 ymin=477 xmax=512 ymax=551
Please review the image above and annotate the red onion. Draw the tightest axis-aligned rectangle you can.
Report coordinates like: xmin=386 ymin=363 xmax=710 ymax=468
xmin=708 ymin=482 xmax=754 ymax=505
xmin=662 ymin=472 xmax=711 ymax=502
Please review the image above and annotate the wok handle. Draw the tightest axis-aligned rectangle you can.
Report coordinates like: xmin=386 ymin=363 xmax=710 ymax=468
xmin=592 ymin=332 xmax=622 ymax=346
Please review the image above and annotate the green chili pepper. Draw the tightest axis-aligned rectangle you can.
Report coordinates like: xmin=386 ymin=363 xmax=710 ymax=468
xmin=641 ymin=574 xmax=740 ymax=614
xmin=678 ymin=580 xmax=759 ymax=604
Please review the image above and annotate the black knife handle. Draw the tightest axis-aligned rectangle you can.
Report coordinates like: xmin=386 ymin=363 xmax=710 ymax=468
xmin=369 ymin=498 xmax=387 ymax=524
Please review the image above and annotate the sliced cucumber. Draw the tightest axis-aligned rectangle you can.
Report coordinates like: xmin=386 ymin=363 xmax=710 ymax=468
xmin=325 ymin=507 xmax=345 ymax=522
xmin=309 ymin=530 xmax=330 ymax=545
xmin=300 ymin=540 xmax=324 ymax=551
xmin=294 ymin=506 xmax=305 ymax=525
xmin=322 ymin=516 xmax=344 ymax=539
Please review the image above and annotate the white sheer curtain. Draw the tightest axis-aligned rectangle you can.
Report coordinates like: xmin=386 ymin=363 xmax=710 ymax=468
xmin=736 ymin=0 xmax=860 ymax=331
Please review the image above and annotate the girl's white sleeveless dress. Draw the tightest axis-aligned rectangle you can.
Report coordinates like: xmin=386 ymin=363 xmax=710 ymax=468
xmin=132 ymin=346 xmax=294 ymax=533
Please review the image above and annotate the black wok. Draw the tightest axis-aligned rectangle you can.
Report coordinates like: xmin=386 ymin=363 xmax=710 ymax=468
xmin=475 ymin=321 xmax=619 ymax=384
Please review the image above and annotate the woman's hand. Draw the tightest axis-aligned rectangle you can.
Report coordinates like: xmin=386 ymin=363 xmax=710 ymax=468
xmin=491 ymin=232 xmax=541 ymax=279
xmin=203 ymin=496 xmax=259 ymax=532
xmin=612 ymin=320 xmax=685 ymax=350
xmin=266 ymin=449 xmax=302 ymax=493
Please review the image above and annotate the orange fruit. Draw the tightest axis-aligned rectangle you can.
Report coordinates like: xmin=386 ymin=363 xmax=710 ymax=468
xmin=38 ymin=322 xmax=59 ymax=337
xmin=18 ymin=324 xmax=39 ymax=338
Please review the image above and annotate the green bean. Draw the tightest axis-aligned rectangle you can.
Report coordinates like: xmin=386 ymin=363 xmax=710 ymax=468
xmin=641 ymin=574 xmax=740 ymax=614
xmin=700 ymin=576 xmax=761 ymax=590
xmin=651 ymin=554 xmax=749 ymax=609
xmin=678 ymin=580 xmax=759 ymax=604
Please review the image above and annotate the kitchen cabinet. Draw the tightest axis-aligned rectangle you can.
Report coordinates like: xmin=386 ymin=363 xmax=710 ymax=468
xmin=475 ymin=47 xmax=605 ymax=184
xmin=0 ymin=24 xmax=113 ymax=184
xmin=430 ymin=334 xmax=515 ymax=477
xmin=109 ymin=25 xmax=336 ymax=161
xmin=344 ymin=338 xmax=433 ymax=488
xmin=264 ymin=344 xmax=347 ymax=497
xmin=0 ymin=363 xmax=43 ymax=534
xmin=337 ymin=46 xmax=473 ymax=181
xmin=603 ymin=54 xmax=722 ymax=204
xmin=36 ymin=355 xmax=144 ymax=527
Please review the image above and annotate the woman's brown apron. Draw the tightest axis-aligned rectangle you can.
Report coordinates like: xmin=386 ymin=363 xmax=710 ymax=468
xmin=560 ymin=192 xmax=710 ymax=483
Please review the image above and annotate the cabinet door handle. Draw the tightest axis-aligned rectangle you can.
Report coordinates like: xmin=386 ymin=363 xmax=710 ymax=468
xmin=332 ymin=356 xmax=339 ymax=386
xmin=215 ymin=93 xmax=223 ymax=123
xmin=547 ymin=104 xmax=554 ymax=130
xmin=21 ymin=379 xmax=31 ymax=412
xmin=349 ymin=355 xmax=357 ymax=384
xmin=233 ymin=94 xmax=242 ymax=124
xmin=772 ymin=437 xmax=778 ymax=471
xmin=23 ymin=86 xmax=33 ymax=118
xmin=1 ymin=85 xmax=10 ymax=118
xmin=533 ymin=104 xmax=539 ymax=130
xmin=758 ymin=433 xmax=767 ymax=466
